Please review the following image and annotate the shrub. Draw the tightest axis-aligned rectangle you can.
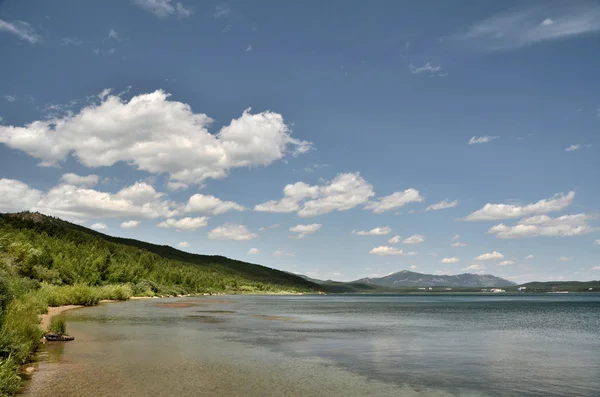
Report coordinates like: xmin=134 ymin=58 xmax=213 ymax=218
xmin=0 ymin=357 xmax=21 ymax=397
xmin=48 ymin=315 xmax=66 ymax=335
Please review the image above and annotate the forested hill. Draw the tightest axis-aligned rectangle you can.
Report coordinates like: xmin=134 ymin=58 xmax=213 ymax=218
xmin=0 ymin=212 xmax=319 ymax=294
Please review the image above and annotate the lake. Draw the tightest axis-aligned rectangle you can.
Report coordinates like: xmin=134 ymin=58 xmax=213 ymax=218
xmin=23 ymin=294 xmax=600 ymax=397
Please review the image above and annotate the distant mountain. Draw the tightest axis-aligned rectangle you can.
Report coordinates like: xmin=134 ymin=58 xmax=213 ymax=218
xmin=354 ymin=270 xmax=516 ymax=288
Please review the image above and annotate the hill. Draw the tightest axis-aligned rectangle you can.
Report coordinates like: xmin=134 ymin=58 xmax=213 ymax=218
xmin=354 ymin=270 xmax=516 ymax=288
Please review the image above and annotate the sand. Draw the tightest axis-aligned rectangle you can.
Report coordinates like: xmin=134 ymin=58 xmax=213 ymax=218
xmin=39 ymin=305 xmax=84 ymax=331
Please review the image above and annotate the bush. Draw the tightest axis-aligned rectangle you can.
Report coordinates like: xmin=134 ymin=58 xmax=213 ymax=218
xmin=97 ymin=284 xmax=132 ymax=301
xmin=48 ymin=315 xmax=66 ymax=335
xmin=0 ymin=357 xmax=21 ymax=397
xmin=0 ymin=297 xmax=44 ymax=364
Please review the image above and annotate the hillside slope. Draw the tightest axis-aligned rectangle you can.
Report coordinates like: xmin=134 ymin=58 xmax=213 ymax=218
xmin=0 ymin=212 xmax=319 ymax=294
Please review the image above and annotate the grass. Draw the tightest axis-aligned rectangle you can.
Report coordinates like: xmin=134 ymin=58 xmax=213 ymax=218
xmin=48 ymin=316 xmax=66 ymax=336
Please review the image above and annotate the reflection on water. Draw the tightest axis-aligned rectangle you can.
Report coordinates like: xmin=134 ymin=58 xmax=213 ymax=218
xmin=23 ymin=294 xmax=600 ymax=397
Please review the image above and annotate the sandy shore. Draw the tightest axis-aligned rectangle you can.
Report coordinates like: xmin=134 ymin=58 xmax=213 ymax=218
xmin=39 ymin=305 xmax=84 ymax=331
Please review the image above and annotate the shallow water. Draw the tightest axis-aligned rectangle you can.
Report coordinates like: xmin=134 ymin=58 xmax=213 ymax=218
xmin=23 ymin=294 xmax=600 ymax=397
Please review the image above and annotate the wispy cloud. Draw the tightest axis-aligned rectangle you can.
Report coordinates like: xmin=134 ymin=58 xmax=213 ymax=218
xmin=4 ymin=95 xmax=17 ymax=103
xmin=469 ymin=136 xmax=499 ymax=145
xmin=457 ymin=3 xmax=600 ymax=50
xmin=409 ymin=62 xmax=442 ymax=74
xmin=426 ymin=199 xmax=458 ymax=211
xmin=133 ymin=0 xmax=191 ymax=18
xmin=565 ymin=144 xmax=581 ymax=152
xmin=214 ymin=5 xmax=230 ymax=18
xmin=61 ymin=37 xmax=83 ymax=46
xmin=0 ymin=19 xmax=41 ymax=44
xmin=245 ymin=44 xmax=252 ymax=52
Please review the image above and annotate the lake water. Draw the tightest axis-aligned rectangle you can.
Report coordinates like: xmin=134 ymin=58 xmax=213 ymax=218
xmin=23 ymin=294 xmax=600 ymax=397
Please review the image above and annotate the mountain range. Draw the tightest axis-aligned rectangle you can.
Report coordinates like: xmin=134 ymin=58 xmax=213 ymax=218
xmin=354 ymin=270 xmax=516 ymax=288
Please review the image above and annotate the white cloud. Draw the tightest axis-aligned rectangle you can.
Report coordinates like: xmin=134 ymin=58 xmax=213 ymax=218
xmin=178 ymin=241 xmax=190 ymax=248
xmin=0 ymin=179 xmax=42 ymax=212
xmin=565 ymin=144 xmax=581 ymax=152
xmin=0 ymin=19 xmax=41 ymax=44
xmin=91 ymin=222 xmax=107 ymax=230
xmin=595 ymin=240 xmax=600 ymax=245
xmin=289 ymin=223 xmax=322 ymax=239
xmin=488 ymin=213 xmax=597 ymax=238
xmin=463 ymin=264 xmax=485 ymax=271
xmin=185 ymin=194 xmax=244 ymax=215
xmin=353 ymin=226 xmax=391 ymax=236
xmin=133 ymin=0 xmax=191 ymax=18
xmin=273 ymin=250 xmax=293 ymax=257
xmin=245 ymin=44 xmax=252 ymax=52
xmin=4 ymin=96 xmax=17 ymax=103
xmin=525 ymin=254 xmax=535 ymax=259
xmin=388 ymin=235 xmax=402 ymax=244
xmin=409 ymin=265 xmax=417 ymax=270
xmin=592 ymin=266 xmax=600 ymax=271
xmin=365 ymin=188 xmax=423 ymax=213
xmin=426 ymin=199 xmax=458 ymax=211
xmin=465 ymin=191 xmax=575 ymax=221
xmin=402 ymin=234 xmax=425 ymax=244
xmin=474 ymin=251 xmax=504 ymax=261
xmin=256 ymin=173 xmax=373 ymax=217
xmin=559 ymin=256 xmax=572 ymax=261
xmin=157 ymin=217 xmax=209 ymax=231
xmin=498 ymin=260 xmax=515 ymax=266
xmin=247 ymin=248 xmax=259 ymax=255
xmin=0 ymin=178 xmax=180 ymax=221
xmin=441 ymin=257 xmax=460 ymax=264
xmin=457 ymin=3 xmax=600 ymax=50
xmin=369 ymin=246 xmax=417 ymax=256
xmin=451 ymin=241 xmax=467 ymax=247
xmin=208 ymin=223 xmax=257 ymax=240
xmin=409 ymin=62 xmax=442 ymax=74
xmin=0 ymin=90 xmax=311 ymax=185
xmin=120 ymin=220 xmax=140 ymax=229
xmin=452 ymin=234 xmax=461 ymax=241
xmin=469 ymin=136 xmax=499 ymax=145
xmin=258 ymin=224 xmax=280 ymax=232
xmin=60 ymin=173 xmax=99 ymax=187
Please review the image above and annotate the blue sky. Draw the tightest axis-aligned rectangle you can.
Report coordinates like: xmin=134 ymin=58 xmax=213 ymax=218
xmin=1 ymin=0 xmax=599 ymax=283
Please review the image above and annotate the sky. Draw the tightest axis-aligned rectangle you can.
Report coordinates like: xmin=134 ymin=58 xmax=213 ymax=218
xmin=1 ymin=0 xmax=599 ymax=284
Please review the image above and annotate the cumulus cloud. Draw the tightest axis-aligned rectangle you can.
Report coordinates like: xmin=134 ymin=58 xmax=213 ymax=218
xmin=463 ymin=264 xmax=485 ymax=271
xmin=456 ymin=3 xmax=600 ymax=50
xmin=451 ymin=241 xmax=467 ymax=247
xmin=289 ymin=223 xmax=322 ymax=239
xmin=247 ymin=248 xmax=259 ymax=255
xmin=273 ymin=250 xmax=293 ymax=257
xmin=592 ymin=266 xmax=600 ymax=271
xmin=353 ymin=226 xmax=391 ymax=236
xmin=565 ymin=144 xmax=581 ymax=152
xmin=60 ymin=173 xmax=99 ymax=187
xmin=498 ymin=260 xmax=514 ymax=266
xmin=0 ymin=179 xmax=42 ymax=212
xmin=488 ymin=213 xmax=597 ymax=238
xmin=388 ymin=235 xmax=401 ymax=244
xmin=441 ymin=257 xmax=460 ymax=264
xmin=559 ymin=256 xmax=572 ymax=261
xmin=0 ymin=19 xmax=41 ymax=44
xmin=133 ymin=0 xmax=191 ymax=18
xmin=409 ymin=265 xmax=417 ymax=270
xmin=0 ymin=178 xmax=179 ymax=221
xmin=469 ymin=136 xmax=498 ymax=144
xmin=465 ymin=191 xmax=575 ymax=221
xmin=525 ymin=254 xmax=535 ymax=259
xmin=91 ymin=223 xmax=107 ymax=230
xmin=595 ymin=240 xmax=600 ymax=245
xmin=120 ymin=220 xmax=140 ymax=229
xmin=369 ymin=246 xmax=417 ymax=256
xmin=178 ymin=241 xmax=190 ymax=248
xmin=426 ymin=199 xmax=458 ymax=211
xmin=208 ymin=223 xmax=257 ymax=240
xmin=185 ymin=194 xmax=244 ymax=215
xmin=167 ymin=181 xmax=189 ymax=191
xmin=474 ymin=251 xmax=504 ymax=261
xmin=157 ymin=217 xmax=209 ymax=231
xmin=0 ymin=90 xmax=311 ymax=185
xmin=365 ymin=189 xmax=423 ymax=213
xmin=402 ymin=234 xmax=425 ymax=244
xmin=255 ymin=173 xmax=373 ymax=217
